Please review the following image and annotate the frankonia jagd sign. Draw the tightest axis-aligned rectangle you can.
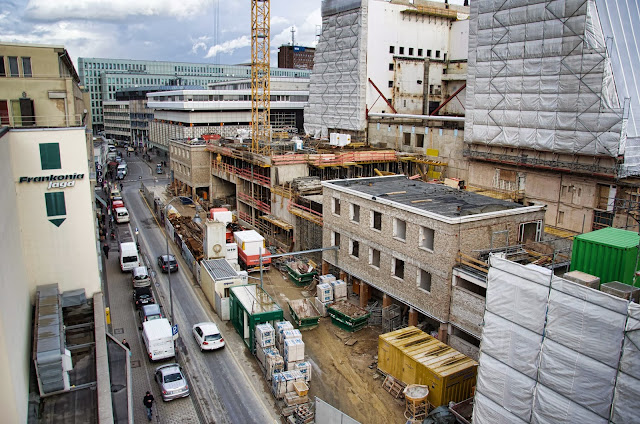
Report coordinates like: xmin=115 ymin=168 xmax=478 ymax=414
xmin=19 ymin=173 xmax=85 ymax=189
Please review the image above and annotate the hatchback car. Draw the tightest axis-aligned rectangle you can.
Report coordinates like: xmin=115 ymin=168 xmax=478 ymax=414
xmin=132 ymin=266 xmax=151 ymax=288
xmin=154 ymin=364 xmax=190 ymax=401
xmin=158 ymin=255 xmax=178 ymax=273
xmin=192 ymin=322 xmax=225 ymax=351
xmin=139 ymin=303 xmax=163 ymax=323
xmin=133 ymin=286 xmax=154 ymax=309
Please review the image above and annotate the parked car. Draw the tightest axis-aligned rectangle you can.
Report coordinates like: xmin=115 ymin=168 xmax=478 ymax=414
xmin=133 ymin=286 xmax=154 ymax=309
xmin=132 ymin=266 xmax=151 ymax=288
xmin=154 ymin=364 xmax=190 ymax=401
xmin=127 ymin=146 xmax=135 ymax=152
xmin=115 ymin=156 xmax=123 ymax=163
xmin=192 ymin=322 xmax=225 ymax=351
xmin=156 ymin=163 xmax=163 ymax=174
xmin=139 ymin=304 xmax=163 ymax=323
xmin=111 ymin=200 xmax=125 ymax=211
xmin=157 ymin=254 xmax=178 ymax=273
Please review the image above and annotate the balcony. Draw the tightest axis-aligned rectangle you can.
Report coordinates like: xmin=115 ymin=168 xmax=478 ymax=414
xmin=2 ymin=113 xmax=86 ymax=128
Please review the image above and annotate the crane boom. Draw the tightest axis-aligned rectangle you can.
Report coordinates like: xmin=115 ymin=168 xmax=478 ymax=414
xmin=251 ymin=0 xmax=271 ymax=154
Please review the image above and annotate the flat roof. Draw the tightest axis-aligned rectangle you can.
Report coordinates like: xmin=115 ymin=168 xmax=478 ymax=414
xmin=231 ymin=285 xmax=281 ymax=314
xmin=323 ymin=175 xmax=544 ymax=224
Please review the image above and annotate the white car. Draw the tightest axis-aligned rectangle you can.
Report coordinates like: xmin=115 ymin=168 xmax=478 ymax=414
xmin=192 ymin=322 xmax=225 ymax=351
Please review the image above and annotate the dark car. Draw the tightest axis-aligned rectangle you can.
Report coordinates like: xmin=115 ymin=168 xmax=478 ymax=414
xmin=139 ymin=304 xmax=163 ymax=323
xmin=158 ymin=254 xmax=178 ymax=273
xmin=133 ymin=286 xmax=154 ymax=309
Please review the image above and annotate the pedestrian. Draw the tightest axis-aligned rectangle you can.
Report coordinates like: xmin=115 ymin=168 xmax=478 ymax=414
xmin=122 ymin=339 xmax=131 ymax=357
xmin=120 ymin=183 xmax=123 ymax=192
xmin=102 ymin=243 xmax=110 ymax=259
xmin=143 ymin=391 xmax=154 ymax=421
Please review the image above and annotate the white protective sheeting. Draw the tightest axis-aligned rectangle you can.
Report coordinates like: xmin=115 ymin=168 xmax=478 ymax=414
xmin=465 ymin=0 xmax=627 ymax=157
xmin=473 ymin=255 xmax=639 ymax=424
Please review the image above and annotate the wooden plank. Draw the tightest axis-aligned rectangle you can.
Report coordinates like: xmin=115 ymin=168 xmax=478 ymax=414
xmin=411 ymin=199 xmax=433 ymax=204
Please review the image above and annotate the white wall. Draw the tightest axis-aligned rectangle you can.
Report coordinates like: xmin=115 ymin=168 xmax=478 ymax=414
xmin=9 ymin=128 xmax=101 ymax=297
xmin=0 ymin=131 xmax=32 ymax=424
xmin=449 ymin=19 xmax=469 ymax=60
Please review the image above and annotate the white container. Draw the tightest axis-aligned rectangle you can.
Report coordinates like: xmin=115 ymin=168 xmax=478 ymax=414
xmin=314 ymin=297 xmax=332 ymax=317
xmin=285 ymin=361 xmax=300 ymax=371
xmin=234 ymin=230 xmax=265 ymax=256
xmin=319 ymin=274 xmax=337 ymax=284
xmin=317 ymin=282 xmax=333 ymax=303
xmin=295 ymin=361 xmax=312 ymax=383
xmin=225 ymin=243 xmax=238 ymax=265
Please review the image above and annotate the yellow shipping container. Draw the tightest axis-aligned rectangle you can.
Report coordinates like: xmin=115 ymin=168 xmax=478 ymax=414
xmin=378 ymin=327 xmax=477 ymax=407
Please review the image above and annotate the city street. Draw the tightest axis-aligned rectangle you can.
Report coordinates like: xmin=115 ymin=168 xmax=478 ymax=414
xmin=105 ymin=150 xmax=279 ymax=423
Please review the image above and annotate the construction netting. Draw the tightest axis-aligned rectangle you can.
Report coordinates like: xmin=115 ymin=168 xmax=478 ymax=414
xmin=473 ymin=255 xmax=640 ymax=424
xmin=464 ymin=0 xmax=630 ymax=158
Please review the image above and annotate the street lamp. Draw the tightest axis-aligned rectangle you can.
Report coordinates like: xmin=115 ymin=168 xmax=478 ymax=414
xmin=164 ymin=196 xmax=184 ymax=325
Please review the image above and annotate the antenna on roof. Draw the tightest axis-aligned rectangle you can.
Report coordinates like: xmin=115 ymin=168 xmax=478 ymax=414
xmin=291 ymin=26 xmax=295 ymax=47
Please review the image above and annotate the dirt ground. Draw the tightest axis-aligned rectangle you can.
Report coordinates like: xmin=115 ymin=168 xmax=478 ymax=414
xmin=260 ymin=267 xmax=407 ymax=424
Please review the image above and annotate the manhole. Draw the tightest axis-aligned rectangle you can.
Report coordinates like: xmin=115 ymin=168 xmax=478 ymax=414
xmin=131 ymin=360 xmax=141 ymax=368
xmin=114 ymin=328 xmax=124 ymax=334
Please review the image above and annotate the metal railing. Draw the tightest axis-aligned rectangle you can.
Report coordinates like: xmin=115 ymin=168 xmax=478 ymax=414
xmin=5 ymin=113 xmax=86 ymax=128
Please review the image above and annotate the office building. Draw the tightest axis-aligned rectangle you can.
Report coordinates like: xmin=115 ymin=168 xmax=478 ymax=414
xmin=278 ymin=45 xmax=315 ymax=70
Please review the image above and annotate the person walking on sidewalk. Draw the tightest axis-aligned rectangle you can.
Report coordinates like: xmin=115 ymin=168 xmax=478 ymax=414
xmin=143 ymin=391 xmax=154 ymax=421
xmin=122 ymin=339 xmax=131 ymax=356
xmin=102 ymin=243 xmax=110 ymax=259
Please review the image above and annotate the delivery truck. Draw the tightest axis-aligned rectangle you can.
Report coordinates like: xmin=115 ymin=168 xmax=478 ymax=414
xmin=142 ymin=318 xmax=175 ymax=361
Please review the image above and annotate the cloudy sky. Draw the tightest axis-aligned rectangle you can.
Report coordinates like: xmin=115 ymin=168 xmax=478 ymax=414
xmin=0 ymin=0 xmax=322 ymax=68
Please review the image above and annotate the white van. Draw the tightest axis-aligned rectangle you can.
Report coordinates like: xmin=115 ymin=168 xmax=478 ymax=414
xmin=115 ymin=207 xmax=130 ymax=223
xmin=119 ymin=242 xmax=140 ymax=272
xmin=117 ymin=163 xmax=128 ymax=176
xmin=142 ymin=318 xmax=175 ymax=361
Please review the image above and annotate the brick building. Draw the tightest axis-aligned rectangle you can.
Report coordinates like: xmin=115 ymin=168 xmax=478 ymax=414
xmin=277 ymin=45 xmax=315 ymax=70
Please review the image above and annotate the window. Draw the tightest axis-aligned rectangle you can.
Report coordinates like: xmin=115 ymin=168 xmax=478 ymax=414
xmin=332 ymin=231 xmax=341 ymax=247
xmin=403 ymin=133 xmax=411 ymax=146
xmin=393 ymin=218 xmax=407 ymax=241
xmin=427 ymin=49 xmax=432 ymax=57
xmin=333 ymin=197 xmax=341 ymax=215
xmin=8 ymin=57 xmax=19 ymax=77
xmin=393 ymin=258 xmax=405 ymax=279
xmin=389 ymin=63 xmax=394 ymax=71
xmin=350 ymin=239 xmax=359 ymax=258
xmin=418 ymin=269 xmax=432 ymax=292
xmin=45 ymin=192 xmax=66 ymax=217
xmin=40 ymin=143 xmax=62 ymax=170
xmin=388 ymin=81 xmax=393 ymax=88
xmin=369 ymin=248 xmax=380 ymax=268
xmin=0 ymin=56 xmax=5 ymax=77
xmin=372 ymin=211 xmax=382 ymax=231
xmin=416 ymin=133 xmax=424 ymax=148
xmin=22 ymin=57 xmax=32 ymax=77
xmin=351 ymin=204 xmax=360 ymax=223
xmin=419 ymin=226 xmax=434 ymax=250
xmin=389 ymin=46 xmax=395 ymax=54
xmin=409 ymin=48 xmax=414 ymax=55
xmin=558 ymin=211 xmax=564 ymax=224
xmin=455 ymin=277 xmax=486 ymax=297
xmin=519 ymin=221 xmax=542 ymax=243
xmin=399 ymin=47 xmax=404 ymax=55
xmin=418 ymin=49 xmax=423 ymax=56
xmin=435 ymin=50 xmax=441 ymax=58
xmin=0 ymin=101 xmax=9 ymax=125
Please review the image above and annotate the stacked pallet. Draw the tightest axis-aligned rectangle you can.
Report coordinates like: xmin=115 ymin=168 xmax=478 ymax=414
xmin=256 ymin=324 xmax=285 ymax=380
xmin=291 ymin=176 xmax=322 ymax=195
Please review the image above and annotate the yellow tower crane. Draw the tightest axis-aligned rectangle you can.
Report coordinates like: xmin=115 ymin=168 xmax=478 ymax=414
xmin=251 ymin=0 xmax=271 ymax=155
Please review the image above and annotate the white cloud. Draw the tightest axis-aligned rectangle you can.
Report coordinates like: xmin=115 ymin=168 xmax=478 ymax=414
xmin=190 ymin=35 xmax=211 ymax=55
xmin=271 ymin=16 xmax=290 ymax=27
xmin=205 ymin=35 xmax=250 ymax=58
xmin=25 ymin=0 xmax=214 ymax=21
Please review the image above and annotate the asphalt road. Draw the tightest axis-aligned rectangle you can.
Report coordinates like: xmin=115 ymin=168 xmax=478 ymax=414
xmin=119 ymin=152 xmax=279 ymax=424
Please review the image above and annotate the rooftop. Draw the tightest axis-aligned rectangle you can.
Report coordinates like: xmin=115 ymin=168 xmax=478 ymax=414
xmin=324 ymin=175 xmax=540 ymax=221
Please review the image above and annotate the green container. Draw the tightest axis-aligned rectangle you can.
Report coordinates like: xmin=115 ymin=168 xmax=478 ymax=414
xmin=229 ymin=285 xmax=284 ymax=353
xmin=327 ymin=301 xmax=370 ymax=333
xmin=570 ymin=227 xmax=640 ymax=287
xmin=288 ymin=299 xmax=320 ymax=330
xmin=286 ymin=264 xmax=318 ymax=287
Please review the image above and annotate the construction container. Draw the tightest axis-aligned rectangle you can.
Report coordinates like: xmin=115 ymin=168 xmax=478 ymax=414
xmin=288 ymin=298 xmax=321 ymax=329
xmin=600 ymin=281 xmax=640 ymax=303
xmin=563 ymin=270 xmax=600 ymax=289
xmin=571 ymin=227 xmax=640 ymax=286
xmin=229 ymin=285 xmax=284 ymax=353
xmin=286 ymin=261 xmax=318 ymax=286
xmin=327 ymin=300 xmax=370 ymax=332
xmin=378 ymin=327 xmax=478 ymax=408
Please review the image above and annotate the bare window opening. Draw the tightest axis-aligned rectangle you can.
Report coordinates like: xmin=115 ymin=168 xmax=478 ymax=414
xmin=416 ymin=133 xmax=424 ymax=148
xmin=435 ymin=50 xmax=441 ymax=58
xmin=452 ymin=327 xmax=480 ymax=347
xmin=420 ymin=226 xmax=434 ymax=250
xmin=393 ymin=258 xmax=405 ymax=279
xmin=558 ymin=211 xmax=565 ymax=224
xmin=455 ymin=277 xmax=486 ymax=297
xmin=389 ymin=46 xmax=395 ymax=54
xmin=351 ymin=204 xmax=360 ymax=223
xmin=427 ymin=49 xmax=432 ymax=57
xmin=372 ymin=211 xmax=382 ymax=231
xmin=429 ymin=84 xmax=434 ymax=94
xmin=399 ymin=47 xmax=405 ymax=55
xmin=388 ymin=81 xmax=393 ymax=88
xmin=418 ymin=48 xmax=423 ymax=56
xmin=409 ymin=48 xmax=414 ymax=55
xmin=419 ymin=269 xmax=432 ymax=292
xmin=389 ymin=63 xmax=394 ymax=71
xmin=332 ymin=231 xmax=340 ymax=247
xmin=333 ymin=197 xmax=340 ymax=215
xmin=370 ymin=248 xmax=380 ymax=268
xmin=350 ymin=239 xmax=359 ymax=258
xmin=394 ymin=218 xmax=407 ymax=240
xmin=519 ymin=221 xmax=542 ymax=243
xmin=403 ymin=132 xmax=411 ymax=146
xmin=444 ymin=53 xmax=447 ymax=61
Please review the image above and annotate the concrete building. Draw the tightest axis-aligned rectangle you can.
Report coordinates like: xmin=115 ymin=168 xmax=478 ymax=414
xmin=464 ymin=0 xmax=640 ymax=234
xmin=304 ymin=0 xmax=470 ymax=140
xmin=77 ymin=57 xmax=310 ymax=132
xmin=169 ymin=138 xmax=211 ymax=201
xmin=147 ymin=77 xmax=310 ymax=154
xmin=278 ymin=45 xmax=315 ymax=70
xmin=102 ymin=100 xmax=130 ymax=142
xmin=321 ymin=175 xmax=545 ymax=359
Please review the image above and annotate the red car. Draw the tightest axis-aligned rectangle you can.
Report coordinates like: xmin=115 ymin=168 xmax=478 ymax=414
xmin=112 ymin=200 xmax=124 ymax=210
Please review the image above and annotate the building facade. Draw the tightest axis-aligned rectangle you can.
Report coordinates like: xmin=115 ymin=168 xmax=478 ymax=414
xmin=77 ymin=57 xmax=310 ymax=132
xmin=277 ymin=45 xmax=315 ymax=70
xmin=321 ymin=175 xmax=545 ymax=359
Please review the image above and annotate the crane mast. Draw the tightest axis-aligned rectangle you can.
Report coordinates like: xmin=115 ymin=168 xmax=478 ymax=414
xmin=251 ymin=0 xmax=271 ymax=154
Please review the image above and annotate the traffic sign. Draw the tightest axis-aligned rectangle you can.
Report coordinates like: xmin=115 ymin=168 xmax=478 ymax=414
xmin=172 ymin=324 xmax=179 ymax=340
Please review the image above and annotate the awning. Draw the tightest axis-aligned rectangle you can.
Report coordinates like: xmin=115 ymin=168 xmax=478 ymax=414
xmin=95 ymin=193 xmax=108 ymax=208
xmin=260 ymin=214 xmax=293 ymax=230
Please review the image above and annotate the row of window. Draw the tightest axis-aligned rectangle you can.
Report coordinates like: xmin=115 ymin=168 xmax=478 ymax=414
xmin=389 ymin=46 xmax=445 ymax=60
xmin=0 ymin=56 xmax=32 ymax=78
xmin=331 ymin=231 xmax=432 ymax=292
xmin=0 ymin=98 xmax=36 ymax=126
xmin=332 ymin=200 xmax=435 ymax=250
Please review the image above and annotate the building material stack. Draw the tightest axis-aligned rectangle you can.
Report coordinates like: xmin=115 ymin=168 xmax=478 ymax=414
xmin=330 ymin=279 xmax=347 ymax=300
xmin=315 ymin=280 xmax=334 ymax=317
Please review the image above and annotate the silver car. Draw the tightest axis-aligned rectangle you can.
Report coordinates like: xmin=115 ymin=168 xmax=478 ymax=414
xmin=154 ymin=364 xmax=189 ymax=401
